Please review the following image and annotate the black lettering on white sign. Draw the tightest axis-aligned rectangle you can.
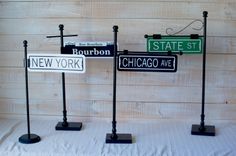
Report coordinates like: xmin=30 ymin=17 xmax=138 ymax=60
xmin=28 ymin=54 xmax=85 ymax=73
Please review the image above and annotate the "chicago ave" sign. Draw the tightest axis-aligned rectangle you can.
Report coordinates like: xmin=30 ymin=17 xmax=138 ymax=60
xmin=118 ymin=54 xmax=177 ymax=72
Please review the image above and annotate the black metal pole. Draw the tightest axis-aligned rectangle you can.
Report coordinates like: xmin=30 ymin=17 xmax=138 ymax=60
xmin=191 ymin=11 xmax=215 ymax=136
xmin=200 ymin=11 xmax=208 ymax=131
xmin=106 ymin=26 xmax=132 ymax=143
xmin=19 ymin=40 xmax=40 ymax=144
xmin=48 ymin=24 xmax=81 ymax=131
xmin=59 ymin=24 xmax=68 ymax=127
xmin=111 ymin=25 xmax=118 ymax=139
xmin=24 ymin=40 xmax=31 ymax=138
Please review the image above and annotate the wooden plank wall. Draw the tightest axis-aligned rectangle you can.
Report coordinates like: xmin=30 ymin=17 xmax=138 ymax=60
xmin=0 ymin=0 xmax=236 ymax=121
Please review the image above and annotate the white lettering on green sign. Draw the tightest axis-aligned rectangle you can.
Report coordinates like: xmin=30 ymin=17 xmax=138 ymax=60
xmin=147 ymin=37 xmax=203 ymax=54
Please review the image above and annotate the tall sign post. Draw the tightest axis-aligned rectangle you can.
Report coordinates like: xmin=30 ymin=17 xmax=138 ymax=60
xmin=191 ymin=11 xmax=215 ymax=136
xmin=47 ymin=25 xmax=83 ymax=131
xmin=19 ymin=40 xmax=41 ymax=144
xmin=106 ymin=26 xmax=132 ymax=144
xmin=145 ymin=11 xmax=215 ymax=136
xmin=114 ymin=50 xmax=178 ymax=144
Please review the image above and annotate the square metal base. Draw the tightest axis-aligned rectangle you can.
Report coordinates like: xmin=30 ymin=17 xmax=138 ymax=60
xmin=55 ymin=122 xmax=82 ymax=131
xmin=191 ymin=124 xmax=215 ymax=136
xmin=106 ymin=133 xmax=132 ymax=144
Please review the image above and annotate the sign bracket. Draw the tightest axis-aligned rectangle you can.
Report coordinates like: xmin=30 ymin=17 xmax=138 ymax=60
xmin=119 ymin=50 xmax=183 ymax=56
xmin=144 ymin=34 xmax=162 ymax=39
xmin=23 ymin=58 xmax=30 ymax=68
xmin=46 ymin=34 xmax=78 ymax=38
xmin=165 ymin=19 xmax=204 ymax=36
xmin=145 ymin=34 xmax=202 ymax=39
xmin=47 ymin=24 xmax=82 ymax=131
xmin=190 ymin=34 xmax=199 ymax=39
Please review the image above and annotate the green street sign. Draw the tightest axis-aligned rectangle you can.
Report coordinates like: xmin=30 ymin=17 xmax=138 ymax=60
xmin=147 ymin=36 xmax=203 ymax=54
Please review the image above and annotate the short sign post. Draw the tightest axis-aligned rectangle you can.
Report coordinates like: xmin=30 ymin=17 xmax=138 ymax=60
xmin=118 ymin=54 xmax=177 ymax=72
xmin=62 ymin=42 xmax=114 ymax=58
xmin=46 ymin=24 xmax=83 ymax=131
xmin=146 ymin=35 xmax=203 ymax=54
xmin=19 ymin=40 xmax=41 ymax=144
xmin=28 ymin=54 xmax=85 ymax=73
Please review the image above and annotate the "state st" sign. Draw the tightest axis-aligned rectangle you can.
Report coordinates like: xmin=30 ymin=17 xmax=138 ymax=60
xmin=147 ymin=36 xmax=203 ymax=54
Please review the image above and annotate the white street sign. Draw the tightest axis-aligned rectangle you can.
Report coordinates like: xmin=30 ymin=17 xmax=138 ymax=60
xmin=27 ymin=54 xmax=85 ymax=73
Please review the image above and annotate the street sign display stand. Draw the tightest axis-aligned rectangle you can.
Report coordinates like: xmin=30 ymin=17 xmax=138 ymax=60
xmin=19 ymin=40 xmax=41 ymax=144
xmin=106 ymin=26 xmax=132 ymax=144
xmin=144 ymin=11 xmax=215 ymax=136
xmin=47 ymin=25 xmax=82 ymax=131
xmin=191 ymin=11 xmax=215 ymax=136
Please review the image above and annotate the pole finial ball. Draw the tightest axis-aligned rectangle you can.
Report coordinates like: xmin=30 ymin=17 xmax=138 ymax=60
xmin=59 ymin=24 xmax=64 ymax=30
xmin=23 ymin=40 xmax=28 ymax=46
xmin=203 ymin=11 xmax=208 ymax=17
xmin=113 ymin=25 xmax=118 ymax=32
